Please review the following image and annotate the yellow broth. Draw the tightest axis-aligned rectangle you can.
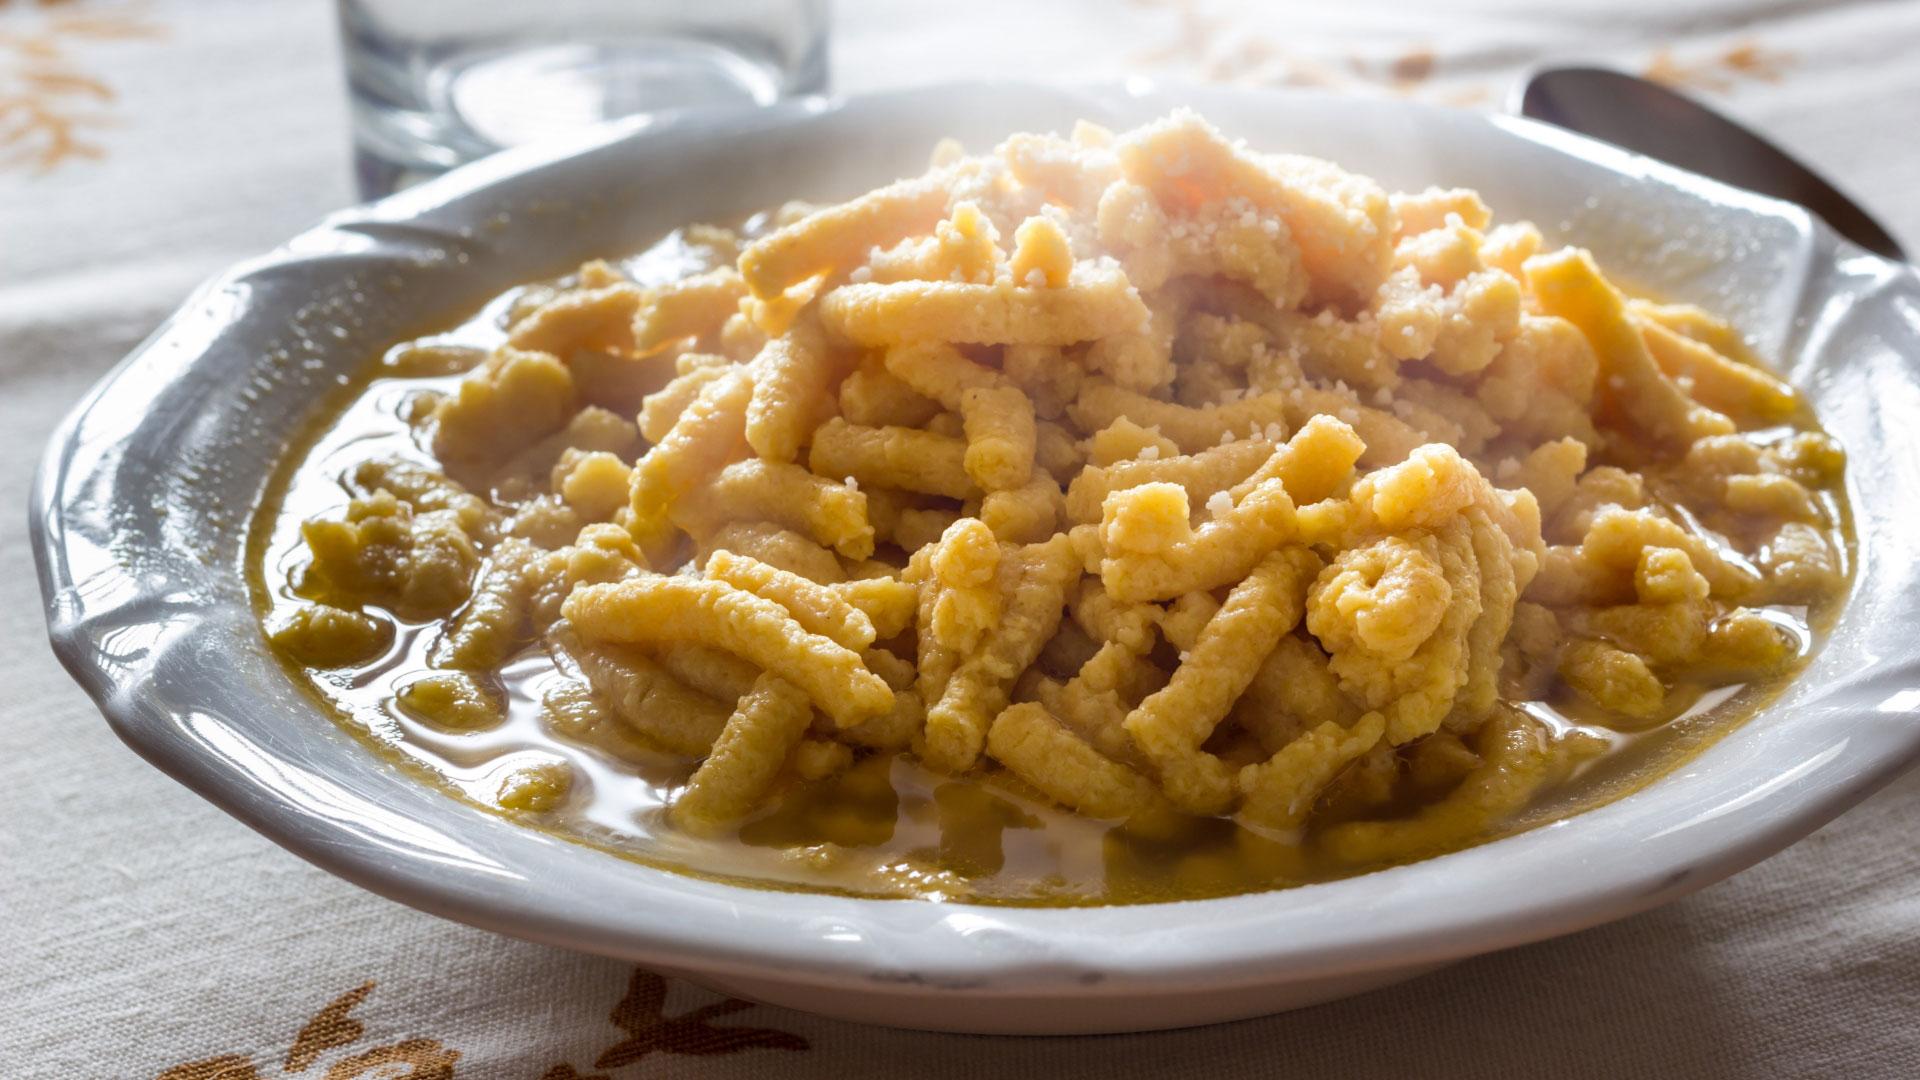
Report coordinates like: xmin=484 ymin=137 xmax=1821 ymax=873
xmin=247 ymin=224 xmax=1850 ymax=906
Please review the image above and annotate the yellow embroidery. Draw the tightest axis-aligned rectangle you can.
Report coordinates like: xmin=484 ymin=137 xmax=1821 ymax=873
xmin=1131 ymin=1 xmax=1801 ymax=108
xmin=1387 ymin=47 xmax=1435 ymax=84
xmin=155 ymin=969 xmax=807 ymax=1079
xmin=154 ymin=982 xmax=441 ymax=1080
xmin=285 ymin=982 xmax=375 ymax=1073
xmin=0 ymin=0 xmax=164 ymax=173
xmin=1645 ymin=39 xmax=1795 ymax=93
xmin=1126 ymin=1 xmax=1490 ymax=101
xmin=591 ymin=969 xmax=809 ymax=1068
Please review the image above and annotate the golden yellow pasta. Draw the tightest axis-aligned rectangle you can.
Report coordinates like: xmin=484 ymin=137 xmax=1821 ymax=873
xmin=1321 ymin=709 xmax=1607 ymax=863
xmin=833 ymin=574 xmax=919 ymax=640
xmin=987 ymin=702 xmax=1168 ymax=820
xmin=821 ymin=265 xmax=1149 ymax=347
xmin=839 ymin=362 xmax=943 ymax=428
xmin=919 ymin=517 xmax=1002 ymax=655
xmin=507 ymin=281 xmax=643 ymax=356
xmin=259 ymin=111 xmax=1851 ymax=906
xmin=557 ymin=451 xmax=633 ymax=522
xmin=629 ymin=367 xmax=751 ymax=514
xmin=639 ymin=363 xmax=729 ymax=443
xmin=1094 ymin=471 xmax=1300 ymax=602
xmin=563 ymin=576 xmax=894 ymax=727
xmin=1066 ymin=436 xmax=1274 ymax=523
xmin=439 ymin=537 xmax=543 ymax=669
xmin=922 ymin=534 xmax=1081 ymax=773
xmin=631 ymin=268 xmax=750 ymax=353
xmin=551 ymin=624 xmax=732 ymax=755
xmin=672 ymin=458 xmax=874 ymax=560
xmin=267 ymin=603 xmax=391 ymax=669
xmin=429 ymin=348 xmax=576 ymax=468
xmin=808 ymin=416 xmax=977 ymax=500
xmin=745 ymin=318 xmax=837 ymax=464
xmin=1069 ymin=379 xmax=1293 ymax=454
xmin=395 ymin=671 xmax=501 ymax=731
xmin=706 ymin=549 xmax=877 ymax=651
xmin=1123 ymin=548 xmax=1323 ymax=813
xmin=882 ymin=340 xmax=1004 ymax=406
xmin=299 ymin=490 xmax=479 ymax=619
xmin=1239 ymin=713 xmax=1387 ymax=833
xmin=980 ymin=473 xmax=1065 ymax=542
xmin=738 ymin=171 xmax=953 ymax=300
xmin=671 ymin=672 xmax=816 ymax=833
xmin=657 ymin=642 xmax=761 ymax=703
xmin=1527 ymin=250 xmax=1713 ymax=451
xmin=495 ymin=761 xmax=573 ymax=813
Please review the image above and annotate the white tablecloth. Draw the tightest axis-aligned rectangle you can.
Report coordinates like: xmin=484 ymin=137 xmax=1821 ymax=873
xmin=4 ymin=1 xmax=1916 ymax=1075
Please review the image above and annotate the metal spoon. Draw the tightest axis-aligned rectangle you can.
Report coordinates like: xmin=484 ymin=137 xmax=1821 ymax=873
xmin=1516 ymin=65 xmax=1906 ymax=262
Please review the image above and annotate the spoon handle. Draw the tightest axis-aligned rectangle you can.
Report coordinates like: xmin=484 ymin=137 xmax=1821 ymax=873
xmin=1517 ymin=65 xmax=1905 ymax=262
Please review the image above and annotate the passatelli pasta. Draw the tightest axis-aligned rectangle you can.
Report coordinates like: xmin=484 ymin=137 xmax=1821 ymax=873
xmin=257 ymin=111 xmax=1850 ymax=905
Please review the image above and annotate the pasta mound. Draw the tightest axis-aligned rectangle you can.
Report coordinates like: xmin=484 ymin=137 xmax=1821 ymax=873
xmin=267 ymin=111 xmax=1849 ymax=900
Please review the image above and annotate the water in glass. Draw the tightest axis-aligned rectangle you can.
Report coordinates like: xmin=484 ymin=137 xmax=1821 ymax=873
xmin=339 ymin=0 xmax=829 ymax=194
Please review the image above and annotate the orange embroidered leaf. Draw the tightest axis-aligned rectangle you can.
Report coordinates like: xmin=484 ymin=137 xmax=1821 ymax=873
xmin=1645 ymin=39 xmax=1794 ymax=93
xmin=47 ymin=14 xmax=167 ymax=41
xmin=591 ymin=969 xmax=808 ymax=1068
xmin=21 ymin=66 xmax=111 ymax=98
xmin=0 ymin=2 xmax=163 ymax=173
xmin=1389 ymin=47 xmax=1435 ymax=84
xmin=285 ymin=981 xmax=375 ymax=1073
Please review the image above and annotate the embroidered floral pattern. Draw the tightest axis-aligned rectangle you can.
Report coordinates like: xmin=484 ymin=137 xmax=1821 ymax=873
xmin=286 ymin=983 xmax=376 ymax=1073
xmin=1129 ymin=0 xmax=1796 ymax=108
xmin=592 ymin=970 xmax=810 ymax=1068
xmin=154 ymin=969 xmax=807 ymax=1079
xmin=0 ymin=0 xmax=163 ymax=173
xmin=1644 ymin=39 xmax=1794 ymax=92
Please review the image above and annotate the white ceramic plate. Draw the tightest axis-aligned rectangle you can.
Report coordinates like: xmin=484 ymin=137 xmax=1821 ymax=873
xmin=31 ymin=82 xmax=1920 ymax=1035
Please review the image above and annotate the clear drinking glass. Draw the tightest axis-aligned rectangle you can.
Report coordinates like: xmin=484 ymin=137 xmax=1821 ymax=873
xmin=338 ymin=0 xmax=830 ymax=195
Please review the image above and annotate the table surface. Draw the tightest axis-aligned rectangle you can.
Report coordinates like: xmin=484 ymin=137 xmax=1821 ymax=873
xmin=4 ymin=1 xmax=1917 ymax=1076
